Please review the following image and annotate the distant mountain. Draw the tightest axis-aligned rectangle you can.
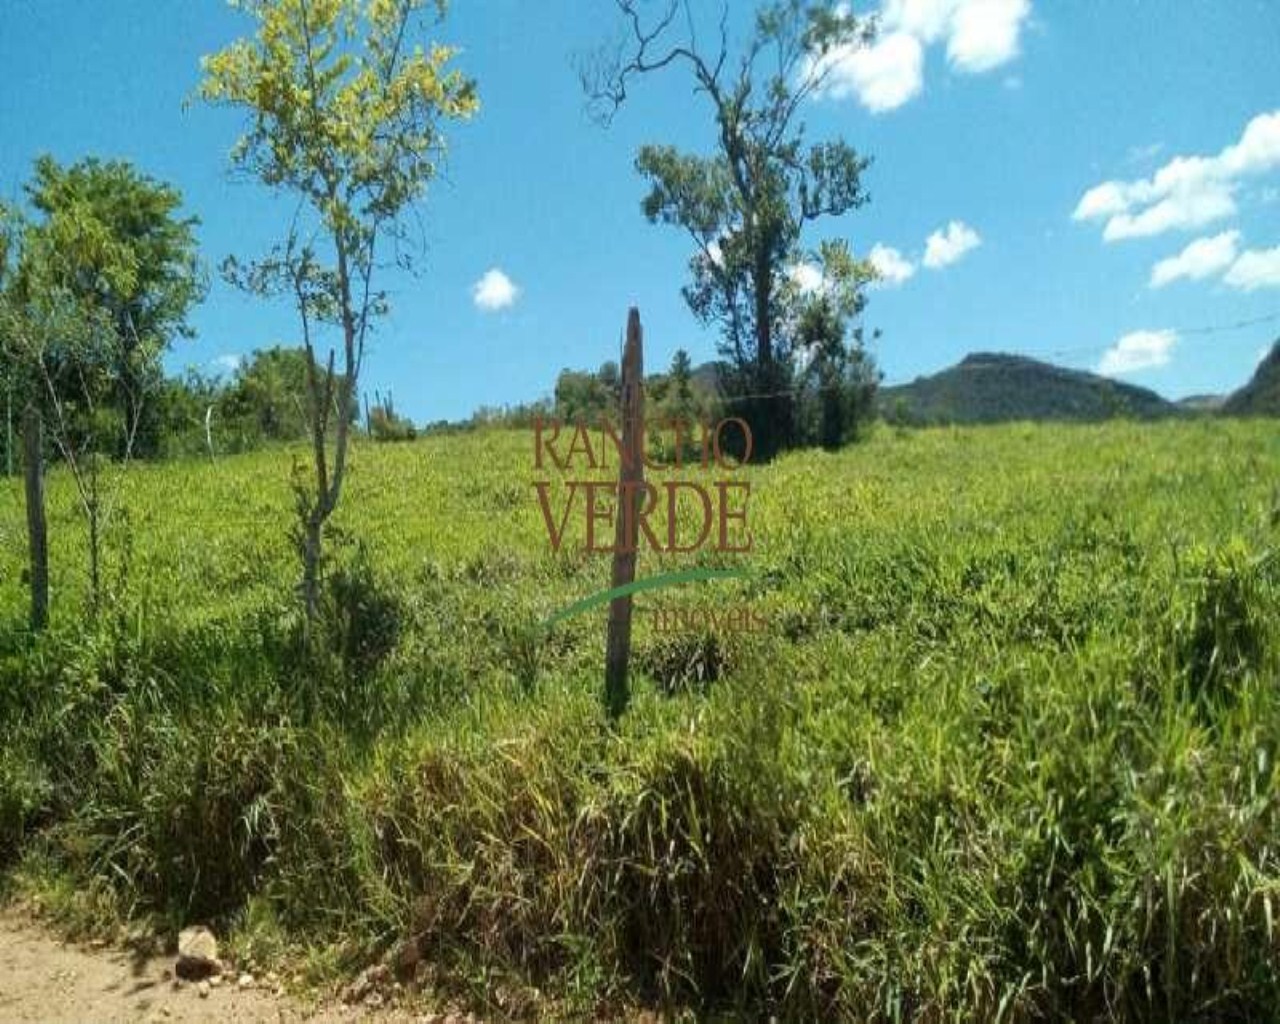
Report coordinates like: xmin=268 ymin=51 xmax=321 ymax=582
xmin=1223 ymin=340 xmax=1280 ymax=416
xmin=1176 ymin=394 xmax=1227 ymax=413
xmin=564 ymin=344 xmax=1275 ymax=428
xmin=879 ymin=352 xmax=1178 ymax=425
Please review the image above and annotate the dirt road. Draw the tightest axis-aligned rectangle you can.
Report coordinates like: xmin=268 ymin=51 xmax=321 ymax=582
xmin=0 ymin=911 xmax=440 ymax=1024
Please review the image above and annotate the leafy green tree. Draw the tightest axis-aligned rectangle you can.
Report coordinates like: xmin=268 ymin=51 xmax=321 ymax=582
xmin=5 ymin=207 xmax=134 ymax=621
xmin=585 ymin=0 xmax=875 ymax=459
xmin=229 ymin=347 xmax=311 ymax=441
xmin=218 ymin=346 xmax=354 ymax=446
xmin=198 ymin=0 xmax=478 ymax=623
xmin=650 ymin=347 xmax=722 ymax=463
xmin=554 ymin=367 xmax=614 ymax=422
xmin=1 ymin=160 xmax=202 ymax=619
xmin=669 ymin=349 xmax=693 ymax=404
xmin=793 ymin=240 xmax=880 ymax=448
xmin=662 ymin=348 xmax=706 ymax=427
xmin=597 ymin=360 xmax=621 ymax=400
xmin=24 ymin=157 xmax=203 ymax=458
xmin=151 ymin=348 xmax=361 ymax=458
xmin=0 ymin=201 xmax=49 ymax=629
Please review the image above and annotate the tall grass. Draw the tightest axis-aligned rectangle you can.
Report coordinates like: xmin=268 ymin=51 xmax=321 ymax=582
xmin=0 ymin=419 xmax=1277 ymax=1018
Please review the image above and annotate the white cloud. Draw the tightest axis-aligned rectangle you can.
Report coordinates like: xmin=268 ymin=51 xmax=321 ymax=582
xmin=793 ymin=243 xmax=917 ymax=293
xmin=811 ymin=30 xmax=924 ymax=113
xmin=1149 ymin=230 xmax=1240 ymax=288
xmin=882 ymin=0 xmax=954 ymax=42
xmin=869 ymin=243 xmax=916 ymax=286
xmin=472 ymin=267 xmax=520 ymax=311
xmin=808 ymin=0 xmax=1029 ymax=112
xmin=923 ymin=220 xmax=981 ymax=268
xmin=883 ymin=0 xmax=1030 ymax=69
xmin=1073 ymin=181 xmax=1128 ymax=221
xmin=1220 ymin=110 xmax=1280 ymax=176
xmin=945 ymin=0 xmax=1031 ymax=72
xmin=1075 ymin=110 xmax=1280 ymax=242
xmin=1096 ymin=329 xmax=1177 ymax=376
xmin=1223 ymin=244 xmax=1280 ymax=291
xmin=1101 ymin=182 xmax=1236 ymax=241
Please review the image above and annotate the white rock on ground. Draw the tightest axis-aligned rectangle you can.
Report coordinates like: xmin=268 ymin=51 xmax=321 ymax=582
xmin=176 ymin=925 xmax=220 ymax=980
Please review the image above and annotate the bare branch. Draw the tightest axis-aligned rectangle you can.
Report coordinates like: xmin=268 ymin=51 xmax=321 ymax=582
xmin=581 ymin=0 xmax=729 ymax=125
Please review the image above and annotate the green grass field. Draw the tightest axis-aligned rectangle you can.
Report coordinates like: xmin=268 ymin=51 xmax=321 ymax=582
xmin=2 ymin=419 xmax=1278 ymax=1020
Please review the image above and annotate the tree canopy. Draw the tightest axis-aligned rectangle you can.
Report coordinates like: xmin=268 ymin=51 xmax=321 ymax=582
xmin=585 ymin=0 xmax=879 ymax=458
xmin=1 ymin=157 xmax=203 ymax=458
xmin=198 ymin=0 xmax=478 ymax=623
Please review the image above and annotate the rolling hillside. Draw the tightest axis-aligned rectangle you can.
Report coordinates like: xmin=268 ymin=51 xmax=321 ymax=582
xmin=1223 ymin=340 xmax=1280 ymax=416
xmin=577 ymin=345 xmax=1276 ymax=429
xmin=879 ymin=352 xmax=1178 ymax=425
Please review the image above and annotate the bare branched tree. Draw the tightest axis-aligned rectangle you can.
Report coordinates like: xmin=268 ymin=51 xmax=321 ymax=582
xmin=583 ymin=0 xmax=877 ymax=458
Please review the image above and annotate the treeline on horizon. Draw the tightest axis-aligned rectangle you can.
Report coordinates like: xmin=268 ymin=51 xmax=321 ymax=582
xmin=464 ymin=345 xmax=878 ymax=449
xmin=0 ymin=335 xmax=878 ymax=472
xmin=0 ymin=343 xmax=421 ymax=471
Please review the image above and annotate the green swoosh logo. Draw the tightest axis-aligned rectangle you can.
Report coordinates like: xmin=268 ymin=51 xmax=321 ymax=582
xmin=541 ymin=566 xmax=749 ymax=631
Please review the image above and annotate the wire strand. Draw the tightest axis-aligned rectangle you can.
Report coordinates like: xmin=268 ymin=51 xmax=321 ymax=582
xmin=714 ymin=310 xmax=1279 ymax=403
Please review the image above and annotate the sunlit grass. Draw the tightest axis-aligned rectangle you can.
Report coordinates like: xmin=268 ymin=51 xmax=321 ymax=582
xmin=1 ymin=418 xmax=1277 ymax=1019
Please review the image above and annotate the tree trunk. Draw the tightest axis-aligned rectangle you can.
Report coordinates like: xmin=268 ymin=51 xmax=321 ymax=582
xmin=752 ymin=254 xmax=786 ymax=460
xmin=22 ymin=404 xmax=49 ymax=631
xmin=297 ymin=340 xmax=332 ymax=632
xmin=296 ymin=236 xmax=357 ymax=631
xmin=301 ymin=511 xmax=323 ymax=627
xmin=754 ymin=265 xmax=772 ymax=369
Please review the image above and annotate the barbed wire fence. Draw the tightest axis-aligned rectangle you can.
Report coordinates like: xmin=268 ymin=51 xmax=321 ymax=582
xmin=2 ymin=308 xmax=1276 ymax=598
xmin=2 ymin=308 xmax=1277 ymax=483
xmin=715 ymin=310 xmax=1280 ymax=405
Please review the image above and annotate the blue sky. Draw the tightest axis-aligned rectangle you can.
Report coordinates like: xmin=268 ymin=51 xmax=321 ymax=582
xmin=2 ymin=0 xmax=1278 ymax=421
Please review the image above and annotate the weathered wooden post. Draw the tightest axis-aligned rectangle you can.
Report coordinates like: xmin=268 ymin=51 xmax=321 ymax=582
xmin=605 ymin=308 xmax=644 ymax=719
xmin=22 ymin=403 xmax=48 ymax=631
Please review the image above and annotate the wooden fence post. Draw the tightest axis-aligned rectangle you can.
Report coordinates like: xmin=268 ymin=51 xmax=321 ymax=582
xmin=22 ymin=403 xmax=49 ymax=631
xmin=605 ymin=308 xmax=644 ymax=719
